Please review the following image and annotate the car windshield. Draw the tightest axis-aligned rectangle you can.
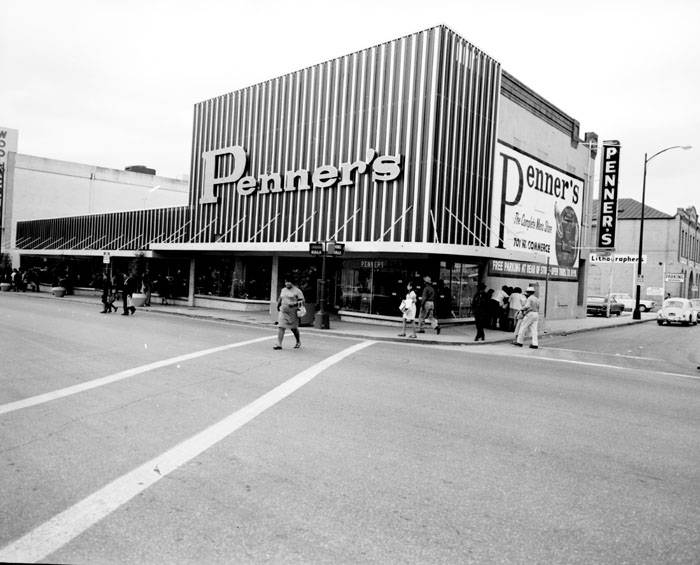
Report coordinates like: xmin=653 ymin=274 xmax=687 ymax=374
xmin=589 ymin=297 xmax=606 ymax=303
xmin=663 ymin=300 xmax=686 ymax=308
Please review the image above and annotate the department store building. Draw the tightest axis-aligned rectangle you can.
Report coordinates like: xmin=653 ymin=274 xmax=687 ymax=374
xmin=14 ymin=26 xmax=598 ymax=322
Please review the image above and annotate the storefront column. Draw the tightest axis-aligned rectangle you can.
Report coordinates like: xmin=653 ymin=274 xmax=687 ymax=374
xmin=187 ymin=257 xmax=195 ymax=306
xmin=269 ymin=255 xmax=279 ymax=319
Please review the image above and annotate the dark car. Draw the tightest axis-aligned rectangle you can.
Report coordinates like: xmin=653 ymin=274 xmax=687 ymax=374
xmin=587 ymin=295 xmax=623 ymax=317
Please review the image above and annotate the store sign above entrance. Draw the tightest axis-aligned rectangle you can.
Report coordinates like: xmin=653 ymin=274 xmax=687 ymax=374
xmin=490 ymin=141 xmax=584 ymax=273
xmin=199 ymin=145 xmax=402 ymax=205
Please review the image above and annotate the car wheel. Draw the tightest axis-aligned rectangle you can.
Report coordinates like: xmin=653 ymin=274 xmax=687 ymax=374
xmin=616 ymin=311 xmax=621 ymax=316
xmin=657 ymin=320 xmax=664 ymax=325
xmin=640 ymin=305 xmax=648 ymax=313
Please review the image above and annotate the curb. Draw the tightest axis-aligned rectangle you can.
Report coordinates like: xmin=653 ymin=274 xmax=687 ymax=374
xmin=2 ymin=291 xmax=657 ymax=347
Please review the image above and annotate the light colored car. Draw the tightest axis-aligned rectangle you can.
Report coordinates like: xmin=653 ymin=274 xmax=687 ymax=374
xmin=657 ymin=298 xmax=698 ymax=326
xmin=609 ymin=292 xmax=656 ymax=312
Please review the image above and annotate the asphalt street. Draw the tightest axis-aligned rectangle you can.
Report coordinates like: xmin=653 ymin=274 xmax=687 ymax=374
xmin=1 ymin=294 xmax=699 ymax=564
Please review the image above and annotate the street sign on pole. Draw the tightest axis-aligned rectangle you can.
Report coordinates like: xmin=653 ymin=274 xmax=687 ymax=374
xmin=103 ymin=252 xmax=111 ymax=265
xmin=331 ymin=242 xmax=345 ymax=256
xmin=665 ymin=273 xmax=685 ymax=283
xmin=309 ymin=242 xmax=324 ymax=256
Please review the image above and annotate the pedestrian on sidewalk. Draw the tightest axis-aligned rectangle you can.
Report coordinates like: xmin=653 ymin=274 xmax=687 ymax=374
xmin=513 ymin=286 xmax=540 ymax=349
xmin=417 ymin=275 xmax=440 ymax=335
xmin=122 ymin=273 xmax=137 ymax=316
xmin=508 ymin=287 xmax=526 ymax=332
xmin=142 ymin=271 xmax=152 ymax=306
xmin=274 ymin=278 xmax=305 ymax=349
xmin=493 ymin=285 xmax=510 ymax=330
xmin=99 ymin=272 xmax=114 ymax=313
xmin=472 ymin=282 xmax=489 ymax=341
xmin=157 ymin=274 xmax=171 ymax=305
xmin=398 ymin=281 xmax=418 ymax=338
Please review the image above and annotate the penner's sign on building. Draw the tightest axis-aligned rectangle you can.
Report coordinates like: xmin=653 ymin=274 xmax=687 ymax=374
xmin=597 ymin=141 xmax=621 ymax=248
xmin=490 ymin=141 xmax=584 ymax=279
xmin=199 ymin=146 xmax=402 ymax=204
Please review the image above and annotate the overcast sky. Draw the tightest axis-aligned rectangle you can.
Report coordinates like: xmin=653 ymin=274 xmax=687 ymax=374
xmin=1 ymin=0 xmax=698 ymax=215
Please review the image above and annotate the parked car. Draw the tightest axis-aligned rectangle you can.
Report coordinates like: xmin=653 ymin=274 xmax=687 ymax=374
xmin=609 ymin=292 xmax=656 ymax=312
xmin=587 ymin=295 xmax=624 ymax=317
xmin=657 ymin=298 xmax=698 ymax=326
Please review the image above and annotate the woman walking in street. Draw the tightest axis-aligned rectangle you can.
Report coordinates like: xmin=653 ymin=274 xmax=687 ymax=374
xmin=398 ymin=281 xmax=418 ymax=338
xmin=274 ymin=278 xmax=305 ymax=350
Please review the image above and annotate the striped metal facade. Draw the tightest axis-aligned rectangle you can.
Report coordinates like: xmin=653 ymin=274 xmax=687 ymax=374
xmin=188 ymin=26 xmax=501 ymax=248
xmin=16 ymin=207 xmax=190 ymax=252
xmin=15 ymin=26 xmax=501 ymax=255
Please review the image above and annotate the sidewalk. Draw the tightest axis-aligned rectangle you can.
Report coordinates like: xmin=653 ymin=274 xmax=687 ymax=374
xmin=2 ymin=289 xmax=658 ymax=346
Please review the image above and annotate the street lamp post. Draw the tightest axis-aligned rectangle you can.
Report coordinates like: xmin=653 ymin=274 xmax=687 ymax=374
xmin=633 ymin=145 xmax=692 ymax=319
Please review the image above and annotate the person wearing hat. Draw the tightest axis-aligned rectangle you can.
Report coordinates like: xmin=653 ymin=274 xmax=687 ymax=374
xmin=417 ymin=275 xmax=441 ymax=335
xmin=513 ymin=286 xmax=540 ymax=349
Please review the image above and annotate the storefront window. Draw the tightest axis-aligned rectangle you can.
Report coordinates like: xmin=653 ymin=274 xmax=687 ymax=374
xmin=277 ymin=257 xmax=321 ymax=305
xmin=439 ymin=261 xmax=480 ymax=318
xmin=340 ymin=259 xmax=426 ymax=316
xmin=195 ymin=255 xmax=271 ymax=300
xmin=338 ymin=258 xmax=480 ymax=318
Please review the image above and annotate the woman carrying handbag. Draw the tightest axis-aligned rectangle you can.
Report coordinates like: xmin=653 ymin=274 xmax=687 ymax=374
xmin=274 ymin=278 xmax=305 ymax=350
xmin=398 ymin=281 xmax=418 ymax=339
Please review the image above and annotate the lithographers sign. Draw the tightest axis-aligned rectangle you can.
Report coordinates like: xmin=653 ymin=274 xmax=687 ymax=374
xmin=491 ymin=141 xmax=584 ymax=280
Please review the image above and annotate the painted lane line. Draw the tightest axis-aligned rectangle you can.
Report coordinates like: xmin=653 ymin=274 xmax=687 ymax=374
xmin=545 ymin=347 xmax=662 ymax=361
xmin=421 ymin=343 xmax=700 ymax=381
xmin=0 ymin=335 xmax=273 ymax=416
xmin=0 ymin=340 xmax=375 ymax=564
xmin=385 ymin=341 xmax=700 ymax=381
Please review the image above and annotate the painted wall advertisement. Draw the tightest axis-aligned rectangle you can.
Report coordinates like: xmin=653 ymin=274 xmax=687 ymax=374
xmin=490 ymin=141 xmax=584 ymax=281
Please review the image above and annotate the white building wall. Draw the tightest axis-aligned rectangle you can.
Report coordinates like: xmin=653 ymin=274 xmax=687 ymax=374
xmin=6 ymin=154 xmax=188 ymax=266
xmin=12 ymin=154 xmax=188 ymax=220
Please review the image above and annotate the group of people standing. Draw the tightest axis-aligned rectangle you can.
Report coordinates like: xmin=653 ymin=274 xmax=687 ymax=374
xmin=471 ymin=283 xmax=540 ymax=347
xmin=398 ymin=276 xmax=442 ymax=338
xmin=398 ymin=277 xmax=540 ymax=346
xmin=2 ymin=267 xmax=40 ymax=292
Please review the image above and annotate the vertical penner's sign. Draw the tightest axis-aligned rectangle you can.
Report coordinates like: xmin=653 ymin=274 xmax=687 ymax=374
xmin=597 ymin=141 xmax=621 ymax=248
xmin=0 ymin=127 xmax=19 ymax=253
xmin=491 ymin=141 xmax=584 ymax=274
